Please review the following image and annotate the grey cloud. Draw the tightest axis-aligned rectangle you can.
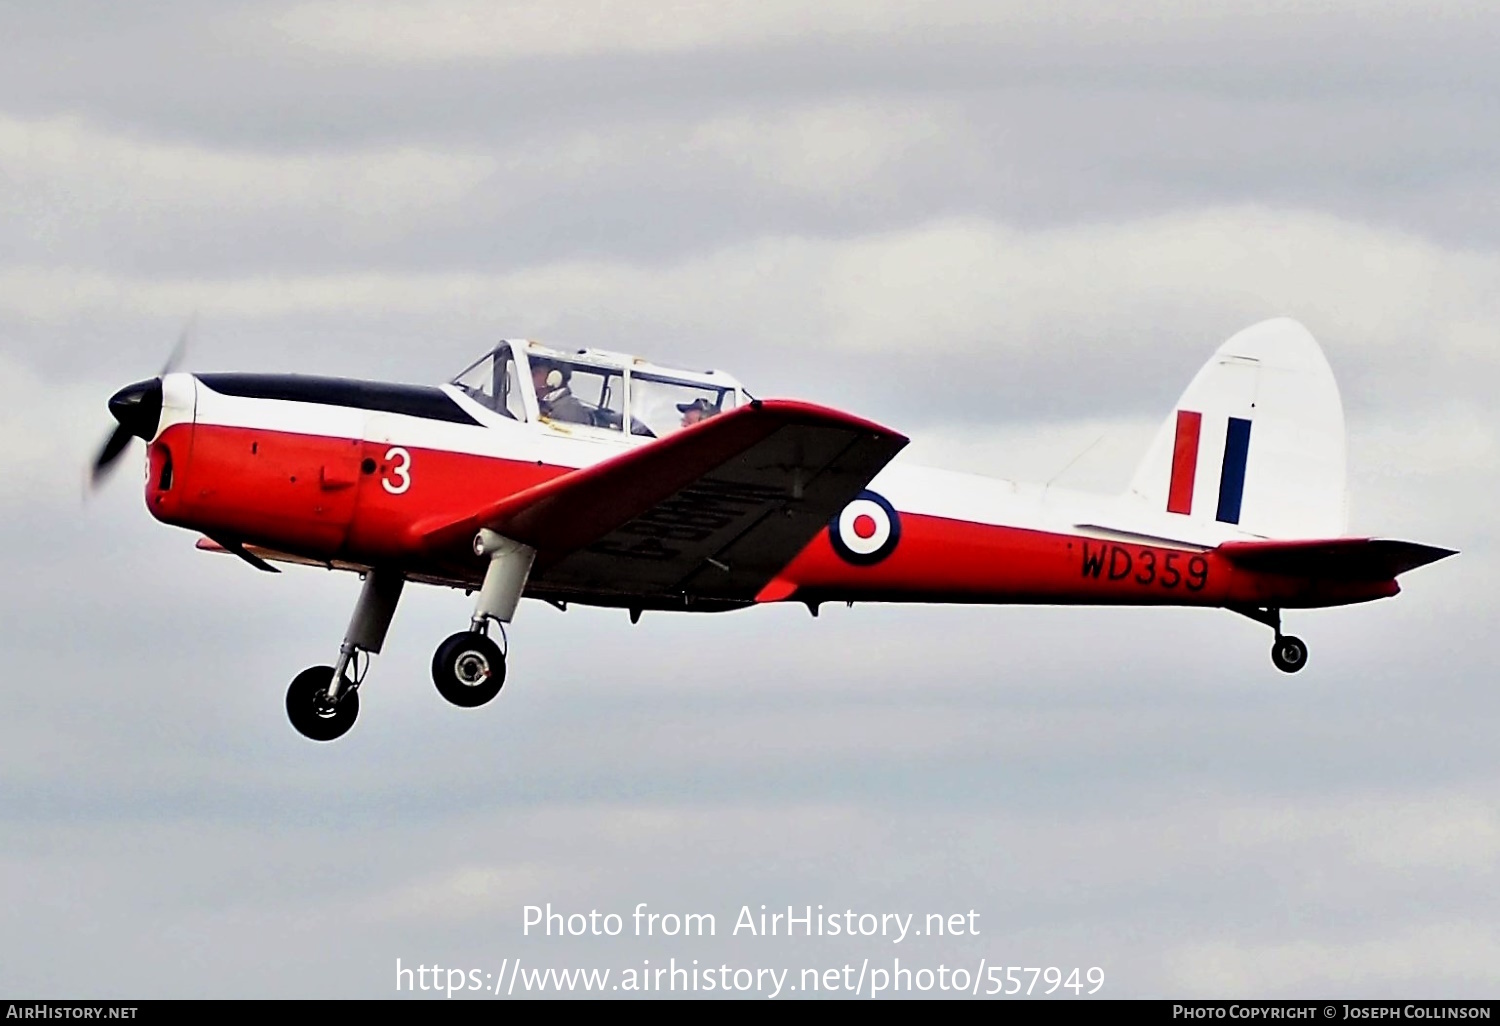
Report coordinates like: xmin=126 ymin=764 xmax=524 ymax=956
xmin=9 ymin=207 xmax=1495 ymax=430
xmin=0 ymin=4 xmax=1499 ymax=269
xmin=6 ymin=87 xmax=1500 ymax=277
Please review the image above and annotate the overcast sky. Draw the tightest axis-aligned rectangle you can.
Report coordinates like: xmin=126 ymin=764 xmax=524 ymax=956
xmin=1 ymin=1 xmax=1495 ymax=999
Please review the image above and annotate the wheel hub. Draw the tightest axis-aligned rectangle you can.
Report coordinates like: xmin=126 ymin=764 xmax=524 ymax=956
xmin=455 ymin=652 xmax=490 ymax=686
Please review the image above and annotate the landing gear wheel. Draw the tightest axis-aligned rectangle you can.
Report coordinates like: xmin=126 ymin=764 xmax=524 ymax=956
xmin=286 ymin=666 xmax=359 ymax=741
xmin=432 ymin=631 xmax=506 ymax=708
xmin=1271 ymin=635 xmax=1309 ymax=674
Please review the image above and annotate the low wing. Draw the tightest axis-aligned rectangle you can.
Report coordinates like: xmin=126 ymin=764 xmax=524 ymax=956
xmin=1217 ymin=537 xmax=1456 ymax=581
xmin=412 ymin=399 xmax=908 ymax=603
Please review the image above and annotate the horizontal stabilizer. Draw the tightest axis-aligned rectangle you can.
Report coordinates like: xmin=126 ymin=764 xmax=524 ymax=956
xmin=1217 ymin=537 xmax=1456 ymax=581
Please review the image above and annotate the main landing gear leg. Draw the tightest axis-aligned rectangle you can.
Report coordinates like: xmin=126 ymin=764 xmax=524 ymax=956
xmin=286 ymin=569 xmax=405 ymax=741
xmin=1229 ymin=605 xmax=1309 ymax=674
xmin=432 ymin=530 xmax=535 ymax=709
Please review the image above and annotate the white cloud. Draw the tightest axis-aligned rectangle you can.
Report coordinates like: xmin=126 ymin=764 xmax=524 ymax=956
xmin=268 ymin=0 xmax=1489 ymax=64
xmin=1222 ymin=794 xmax=1500 ymax=871
xmin=687 ymin=100 xmax=961 ymax=197
xmin=0 ymin=114 xmax=496 ymax=240
xmin=269 ymin=0 xmax=1009 ymax=63
xmin=369 ymin=862 xmax=572 ymax=923
xmin=468 ymin=96 xmax=971 ymax=197
xmin=1168 ymin=922 xmax=1500 ymax=995
xmin=0 ymin=102 xmax=988 ymax=265
xmin=1344 ymin=405 xmax=1497 ymax=542
xmin=809 ymin=209 xmax=1500 ymax=365
xmin=7 ymin=207 xmax=1498 ymax=388
xmin=0 ymin=351 xmax=105 ymax=507
xmin=1353 ymin=404 xmax=1498 ymax=482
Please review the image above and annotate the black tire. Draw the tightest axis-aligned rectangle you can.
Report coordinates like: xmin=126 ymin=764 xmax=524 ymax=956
xmin=1271 ymin=635 xmax=1309 ymax=674
xmin=286 ymin=666 xmax=359 ymax=741
xmin=432 ymin=632 xmax=506 ymax=708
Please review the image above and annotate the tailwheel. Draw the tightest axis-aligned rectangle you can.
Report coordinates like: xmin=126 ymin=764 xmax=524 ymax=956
xmin=1271 ymin=635 xmax=1309 ymax=674
xmin=286 ymin=666 xmax=359 ymax=741
xmin=432 ymin=631 xmax=506 ymax=708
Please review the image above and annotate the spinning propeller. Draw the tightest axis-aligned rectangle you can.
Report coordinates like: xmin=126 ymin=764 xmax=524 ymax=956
xmin=89 ymin=323 xmax=192 ymax=490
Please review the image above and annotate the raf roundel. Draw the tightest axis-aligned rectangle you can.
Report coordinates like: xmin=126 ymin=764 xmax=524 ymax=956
xmin=829 ymin=490 xmax=902 ymax=566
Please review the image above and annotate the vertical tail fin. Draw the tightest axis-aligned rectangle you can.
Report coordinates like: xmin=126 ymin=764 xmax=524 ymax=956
xmin=1127 ymin=319 xmax=1347 ymax=539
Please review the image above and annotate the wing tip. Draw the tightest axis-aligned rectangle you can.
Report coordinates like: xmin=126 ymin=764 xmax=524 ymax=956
xmin=744 ymin=398 xmax=909 ymax=447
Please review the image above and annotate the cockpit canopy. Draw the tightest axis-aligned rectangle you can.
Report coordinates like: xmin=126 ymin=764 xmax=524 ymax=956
xmin=450 ymin=340 xmax=744 ymax=439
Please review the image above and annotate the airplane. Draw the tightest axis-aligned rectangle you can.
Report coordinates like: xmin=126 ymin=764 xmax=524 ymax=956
xmin=91 ymin=317 xmax=1454 ymax=741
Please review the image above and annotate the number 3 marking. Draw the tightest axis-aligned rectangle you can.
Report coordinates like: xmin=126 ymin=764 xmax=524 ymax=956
xmin=382 ymin=447 xmax=412 ymax=495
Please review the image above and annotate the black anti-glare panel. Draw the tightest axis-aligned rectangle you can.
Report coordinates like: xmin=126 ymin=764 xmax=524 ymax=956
xmin=197 ymin=374 xmax=481 ymax=426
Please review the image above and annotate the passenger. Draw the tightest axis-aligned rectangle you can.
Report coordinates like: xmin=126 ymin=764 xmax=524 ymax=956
xmin=531 ymin=360 xmax=592 ymax=425
xmin=677 ymin=397 xmax=718 ymax=428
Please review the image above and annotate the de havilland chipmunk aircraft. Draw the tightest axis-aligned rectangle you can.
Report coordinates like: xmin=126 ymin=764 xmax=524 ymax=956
xmin=92 ymin=318 xmax=1453 ymax=741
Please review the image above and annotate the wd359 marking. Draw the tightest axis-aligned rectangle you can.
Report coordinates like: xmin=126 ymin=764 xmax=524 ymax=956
xmin=1080 ymin=542 xmax=1207 ymax=591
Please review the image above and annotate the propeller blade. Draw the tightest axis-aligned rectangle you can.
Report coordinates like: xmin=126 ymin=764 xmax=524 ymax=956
xmin=89 ymin=424 xmax=136 ymax=489
xmin=88 ymin=318 xmax=190 ymax=494
xmin=160 ymin=315 xmax=195 ymax=376
xmin=87 ymin=377 xmax=164 ymax=494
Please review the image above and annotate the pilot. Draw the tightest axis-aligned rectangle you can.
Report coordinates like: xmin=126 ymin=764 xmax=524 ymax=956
xmin=531 ymin=360 xmax=592 ymax=425
xmin=677 ymin=397 xmax=718 ymax=428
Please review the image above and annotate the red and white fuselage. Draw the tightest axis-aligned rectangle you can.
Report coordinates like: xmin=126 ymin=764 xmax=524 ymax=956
xmin=134 ymin=324 xmax=1440 ymax=619
xmin=98 ymin=320 xmax=1452 ymax=739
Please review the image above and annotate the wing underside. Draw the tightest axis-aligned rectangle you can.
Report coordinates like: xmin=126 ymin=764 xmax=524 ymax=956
xmin=414 ymin=399 xmax=908 ymax=604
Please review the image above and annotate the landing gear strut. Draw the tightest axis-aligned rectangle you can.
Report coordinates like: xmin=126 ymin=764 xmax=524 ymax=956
xmin=431 ymin=529 xmax=534 ymax=709
xmin=286 ymin=569 xmax=405 ymax=741
xmin=1230 ymin=605 xmax=1309 ymax=674
xmin=284 ymin=532 xmax=533 ymax=739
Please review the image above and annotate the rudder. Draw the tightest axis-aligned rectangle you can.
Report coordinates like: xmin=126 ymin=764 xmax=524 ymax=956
xmin=1127 ymin=319 xmax=1347 ymax=539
